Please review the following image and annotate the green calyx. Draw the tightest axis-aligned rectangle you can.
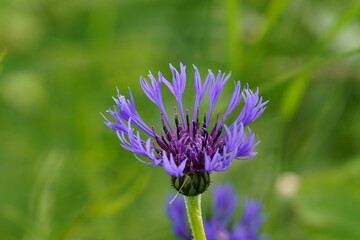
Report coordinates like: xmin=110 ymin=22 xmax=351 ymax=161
xmin=171 ymin=172 xmax=210 ymax=196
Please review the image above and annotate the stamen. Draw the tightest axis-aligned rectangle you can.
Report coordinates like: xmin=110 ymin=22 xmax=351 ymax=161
xmin=151 ymin=126 xmax=156 ymax=136
xmin=152 ymin=140 xmax=162 ymax=154
xmin=186 ymin=109 xmax=190 ymax=131
xmin=202 ymin=132 xmax=208 ymax=150
xmin=165 ymin=131 xmax=172 ymax=142
xmin=163 ymin=125 xmax=170 ymax=137
xmin=174 ymin=108 xmax=179 ymax=128
xmin=196 ymin=107 xmax=199 ymax=125
xmin=153 ymin=129 xmax=168 ymax=150
xmin=161 ymin=135 xmax=170 ymax=149
xmin=213 ymin=125 xmax=223 ymax=143
xmin=202 ymin=112 xmax=207 ymax=136
xmin=176 ymin=126 xmax=180 ymax=140
xmin=203 ymin=111 xmax=207 ymax=128
xmin=174 ymin=108 xmax=180 ymax=140
xmin=160 ymin=113 xmax=169 ymax=134
xmin=210 ymin=113 xmax=220 ymax=136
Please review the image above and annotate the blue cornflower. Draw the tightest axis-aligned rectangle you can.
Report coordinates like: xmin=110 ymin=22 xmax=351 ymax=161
xmin=167 ymin=184 xmax=266 ymax=240
xmin=104 ymin=64 xmax=267 ymax=195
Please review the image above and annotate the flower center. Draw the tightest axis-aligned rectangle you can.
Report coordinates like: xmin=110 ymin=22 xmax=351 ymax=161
xmin=153 ymin=109 xmax=225 ymax=174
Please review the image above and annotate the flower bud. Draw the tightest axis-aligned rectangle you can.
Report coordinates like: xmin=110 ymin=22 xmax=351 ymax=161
xmin=171 ymin=172 xmax=210 ymax=196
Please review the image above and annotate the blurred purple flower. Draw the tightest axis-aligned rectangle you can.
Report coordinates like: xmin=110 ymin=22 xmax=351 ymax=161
xmin=104 ymin=63 xmax=267 ymax=177
xmin=167 ymin=185 xmax=266 ymax=240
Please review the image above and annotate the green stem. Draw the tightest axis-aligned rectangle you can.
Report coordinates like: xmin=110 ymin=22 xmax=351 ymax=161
xmin=184 ymin=195 xmax=206 ymax=240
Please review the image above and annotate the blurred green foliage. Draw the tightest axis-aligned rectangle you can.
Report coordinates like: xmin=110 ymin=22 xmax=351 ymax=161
xmin=1 ymin=0 xmax=360 ymax=239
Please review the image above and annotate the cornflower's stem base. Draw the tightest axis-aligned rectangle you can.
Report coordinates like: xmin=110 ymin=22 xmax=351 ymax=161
xmin=184 ymin=195 xmax=206 ymax=240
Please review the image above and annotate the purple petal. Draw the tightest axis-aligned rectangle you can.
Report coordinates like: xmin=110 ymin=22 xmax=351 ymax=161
xmin=223 ymin=81 xmax=242 ymax=121
xmin=207 ymin=70 xmax=231 ymax=124
xmin=212 ymin=185 xmax=239 ymax=227
xmin=140 ymin=73 xmax=173 ymax=130
xmin=162 ymin=63 xmax=187 ymax=124
xmin=236 ymin=87 xmax=268 ymax=126
xmin=115 ymin=120 xmax=161 ymax=165
xmin=192 ymin=64 xmax=209 ymax=120
xmin=162 ymin=152 xmax=187 ymax=177
xmin=231 ymin=200 xmax=265 ymax=240
xmin=224 ymin=122 xmax=245 ymax=153
xmin=235 ymin=127 xmax=259 ymax=160
xmin=106 ymin=88 xmax=154 ymax=137
xmin=204 ymin=146 xmax=238 ymax=173
xmin=204 ymin=151 xmax=221 ymax=172
xmin=204 ymin=220 xmax=231 ymax=240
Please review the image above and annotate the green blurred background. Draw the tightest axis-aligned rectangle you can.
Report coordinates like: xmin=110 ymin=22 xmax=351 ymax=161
xmin=1 ymin=0 xmax=360 ymax=239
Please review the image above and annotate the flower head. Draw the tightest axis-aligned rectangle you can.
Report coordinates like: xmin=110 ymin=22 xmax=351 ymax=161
xmin=167 ymin=184 xmax=266 ymax=240
xmin=105 ymin=64 xmax=267 ymax=195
